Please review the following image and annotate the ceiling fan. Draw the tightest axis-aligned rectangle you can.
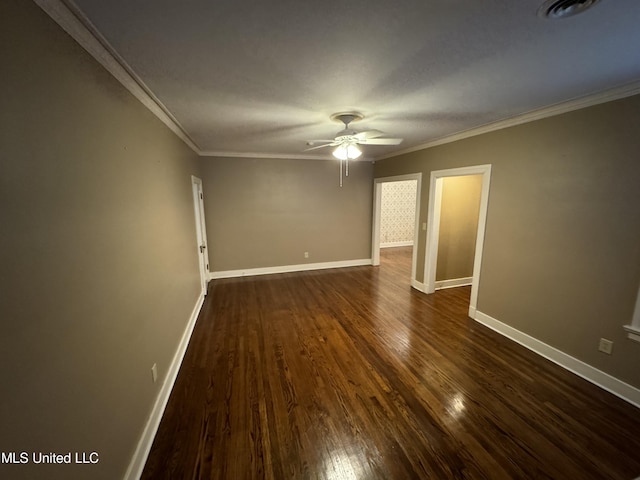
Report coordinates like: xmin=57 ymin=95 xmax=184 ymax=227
xmin=305 ymin=112 xmax=403 ymax=186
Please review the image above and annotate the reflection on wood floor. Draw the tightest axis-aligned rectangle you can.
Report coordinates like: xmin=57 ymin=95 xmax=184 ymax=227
xmin=142 ymin=247 xmax=640 ymax=479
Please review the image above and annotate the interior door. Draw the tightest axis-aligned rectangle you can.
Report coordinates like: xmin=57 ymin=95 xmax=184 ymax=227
xmin=191 ymin=176 xmax=209 ymax=296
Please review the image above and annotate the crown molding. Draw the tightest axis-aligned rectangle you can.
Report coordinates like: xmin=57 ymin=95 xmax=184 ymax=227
xmin=199 ymin=151 xmax=377 ymax=162
xmin=34 ymin=0 xmax=201 ymax=154
xmin=375 ymin=80 xmax=640 ymax=161
xmin=199 ymin=151 xmax=333 ymax=161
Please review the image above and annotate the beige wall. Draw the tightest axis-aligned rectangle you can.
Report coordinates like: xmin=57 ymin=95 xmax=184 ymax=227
xmin=200 ymin=157 xmax=373 ymax=272
xmin=0 ymin=2 xmax=202 ymax=479
xmin=374 ymin=95 xmax=640 ymax=390
xmin=436 ymin=175 xmax=482 ymax=281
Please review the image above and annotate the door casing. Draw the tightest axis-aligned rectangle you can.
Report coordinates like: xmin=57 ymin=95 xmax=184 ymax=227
xmin=372 ymin=173 xmax=422 ymax=290
xmin=424 ymin=165 xmax=492 ymax=317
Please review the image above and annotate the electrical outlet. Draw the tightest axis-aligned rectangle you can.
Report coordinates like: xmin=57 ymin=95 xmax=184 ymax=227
xmin=422 ymin=222 xmax=427 ymax=231
xmin=598 ymin=338 xmax=613 ymax=355
xmin=151 ymin=363 xmax=158 ymax=383
xmin=304 ymin=251 xmax=309 ymax=258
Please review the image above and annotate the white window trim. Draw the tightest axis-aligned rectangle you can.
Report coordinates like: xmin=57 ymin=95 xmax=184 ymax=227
xmin=623 ymin=283 xmax=640 ymax=343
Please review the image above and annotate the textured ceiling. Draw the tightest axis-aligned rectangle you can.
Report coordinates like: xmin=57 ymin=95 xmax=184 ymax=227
xmin=68 ymin=0 xmax=640 ymax=159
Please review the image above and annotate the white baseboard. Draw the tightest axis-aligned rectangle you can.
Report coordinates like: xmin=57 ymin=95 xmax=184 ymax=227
xmin=473 ymin=310 xmax=640 ymax=409
xmin=380 ymin=241 xmax=414 ymax=248
xmin=623 ymin=324 xmax=640 ymax=343
xmin=434 ymin=277 xmax=472 ymax=290
xmin=411 ymin=279 xmax=426 ymax=292
xmin=210 ymin=258 xmax=372 ymax=280
xmin=124 ymin=292 xmax=206 ymax=480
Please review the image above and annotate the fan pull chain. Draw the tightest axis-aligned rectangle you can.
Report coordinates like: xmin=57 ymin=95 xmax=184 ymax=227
xmin=345 ymin=157 xmax=349 ymax=177
xmin=339 ymin=158 xmax=343 ymax=187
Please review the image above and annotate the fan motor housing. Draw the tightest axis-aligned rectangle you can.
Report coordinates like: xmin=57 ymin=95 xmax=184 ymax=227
xmin=336 ymin=128 xmax=358 ymax=138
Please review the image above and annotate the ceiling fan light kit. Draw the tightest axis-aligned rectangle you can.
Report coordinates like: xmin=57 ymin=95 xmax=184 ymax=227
xmin=333 ymin=143 xmax=362 ymax=161
xmin=306 ymin=112 xmax=403 ymax=187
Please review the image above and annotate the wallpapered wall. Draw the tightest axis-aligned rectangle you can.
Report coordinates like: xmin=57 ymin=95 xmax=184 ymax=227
xmin=380 ymin=180 xmax=417 ymax=247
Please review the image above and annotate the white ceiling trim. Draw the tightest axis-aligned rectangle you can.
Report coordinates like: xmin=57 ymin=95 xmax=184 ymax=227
xmin=199 ymin=151 xmax=378 ymax=163
xmin=199 ymin=151 xmax=333 ymax=161
xmin=33 ymin=0 xmax=201 ymax=153
xmin=376 ymin=80 xmax=640 ymax=161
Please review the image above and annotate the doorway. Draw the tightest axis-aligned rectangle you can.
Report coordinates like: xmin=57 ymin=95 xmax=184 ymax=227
xmin=191 ymin=176 xmax=209 ymax=297
xmin=424 ymin=165 xmax=491 ymax=317
xmin=372 ymin=173 xmax=422 ymax=289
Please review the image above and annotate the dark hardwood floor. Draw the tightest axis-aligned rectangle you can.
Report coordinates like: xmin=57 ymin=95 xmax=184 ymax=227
xmin=142 ymin=247 xmax=640 ymax=479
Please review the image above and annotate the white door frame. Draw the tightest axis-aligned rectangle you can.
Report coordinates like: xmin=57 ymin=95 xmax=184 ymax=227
xmin=424 ymin=165 xmax=492 ymax=317
xmin=191 ymin=176 xmax=209 ymax=297
xmin=372 ymin=173 xmax=422 ymax=290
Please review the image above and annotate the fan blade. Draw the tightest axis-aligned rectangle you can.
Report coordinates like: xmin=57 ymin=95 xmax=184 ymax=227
xmin=359 ymin=137 xmax=403 ymax=145
xmin=304 ymin=142 xmax=335 ymax=151
xmin=354 ymin=129 xmax=384 ymax=140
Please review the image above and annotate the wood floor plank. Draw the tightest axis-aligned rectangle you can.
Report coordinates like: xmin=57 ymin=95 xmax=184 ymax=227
xmin=142 ymin=247 xmax=640 ymax=479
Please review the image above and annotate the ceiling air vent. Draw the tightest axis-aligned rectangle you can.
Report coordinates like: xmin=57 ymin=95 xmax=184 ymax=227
xmin=538 ymin=0 xmax=600 ymax=19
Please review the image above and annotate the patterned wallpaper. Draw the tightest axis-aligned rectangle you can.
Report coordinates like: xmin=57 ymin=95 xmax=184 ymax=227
xmin=380 ymin=180 xmax=417 ymax=246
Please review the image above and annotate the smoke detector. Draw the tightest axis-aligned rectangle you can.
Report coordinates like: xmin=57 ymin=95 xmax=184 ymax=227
xmin=538 ymin=0 xmax=600 ymax=19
